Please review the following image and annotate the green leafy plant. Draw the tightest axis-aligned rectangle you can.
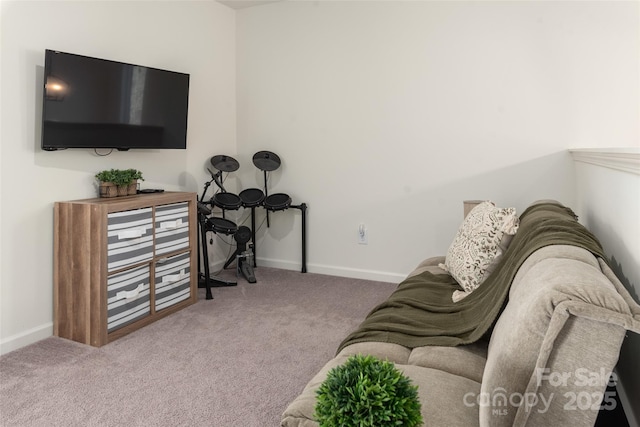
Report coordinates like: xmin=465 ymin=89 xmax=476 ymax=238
xmin=95 ymin=169 xmax=144 ymax=186
xmin=314 ymin=354 xmax=423 ymax=427
xmin=121 ymin=168 xmax=144 ymax=184
xmin=95 ymin=169 xmax=119 ymax=184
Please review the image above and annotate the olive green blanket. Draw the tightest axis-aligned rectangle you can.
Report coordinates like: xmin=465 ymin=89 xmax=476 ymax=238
xmin=337 ymin=202 xmax=607 ymax=354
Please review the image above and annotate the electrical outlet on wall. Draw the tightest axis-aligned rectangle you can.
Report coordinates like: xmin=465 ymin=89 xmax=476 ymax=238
xmin=358 ymin=224 xmax=368 ymax=245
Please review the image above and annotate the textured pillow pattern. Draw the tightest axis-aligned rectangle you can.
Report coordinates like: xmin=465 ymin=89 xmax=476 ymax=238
xmin=441 ymin=201 xmax=519 ymax=301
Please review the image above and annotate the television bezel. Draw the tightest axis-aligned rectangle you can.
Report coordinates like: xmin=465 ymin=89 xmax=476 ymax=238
xmin=41 ymin=49 xmax=190 ymax=151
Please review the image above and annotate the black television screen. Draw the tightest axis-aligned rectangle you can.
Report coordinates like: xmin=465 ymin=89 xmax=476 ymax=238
xmin=41 ymin=50 xmax=190 ymax=151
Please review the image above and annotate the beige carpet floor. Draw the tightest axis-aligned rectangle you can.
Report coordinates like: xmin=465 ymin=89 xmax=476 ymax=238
xmin=0 ymin=267 xmax=398 ymax=427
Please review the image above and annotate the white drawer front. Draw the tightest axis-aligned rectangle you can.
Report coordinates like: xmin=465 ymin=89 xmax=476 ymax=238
xmin=107 ymin=208 xmax=154 ymax=272
xmin=155 ymin=252 xmax=191 ymax=311
xmin=155 ymin=202 xmax=190 ymax=256
xmin=107 ymin=264 xmax=151 ymax=332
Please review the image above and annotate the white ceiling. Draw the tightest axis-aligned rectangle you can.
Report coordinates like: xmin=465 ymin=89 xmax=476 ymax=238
xmin=217 ymin=0 xmax=282 ymax=10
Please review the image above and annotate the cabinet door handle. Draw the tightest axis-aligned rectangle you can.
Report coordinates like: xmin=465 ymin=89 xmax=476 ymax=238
xmin=117 ymin=228 xmax=146 ymax=239
xmin=160 ymin=218 xmax=182 ymax=230
xmin=116 ymin=284 xmax=144 ymax=301
xmin=162 ymin=269 xmax=186 ymax=283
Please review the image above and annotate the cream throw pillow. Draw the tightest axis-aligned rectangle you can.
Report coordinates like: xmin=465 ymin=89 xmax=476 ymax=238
xmin=440 ymin=201 xmax=519 ymax=302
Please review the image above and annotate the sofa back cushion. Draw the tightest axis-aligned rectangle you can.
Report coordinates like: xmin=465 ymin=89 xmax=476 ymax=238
xmin=479 ymin=245 xmax=629 ymax=427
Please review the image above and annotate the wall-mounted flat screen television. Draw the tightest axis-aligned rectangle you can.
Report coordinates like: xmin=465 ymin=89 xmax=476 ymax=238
xmin=41 ymin=49 xmax=190 ymax=151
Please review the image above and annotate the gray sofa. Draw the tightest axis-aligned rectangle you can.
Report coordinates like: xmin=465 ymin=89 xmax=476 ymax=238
xmin=282 ymin=201 xmax=640 ymax=427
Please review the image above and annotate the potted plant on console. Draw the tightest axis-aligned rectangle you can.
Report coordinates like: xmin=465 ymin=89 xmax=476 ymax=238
xmin=122 ymin=169 xmax=144 ymax=195
xmin=95 ymin=169 xmax=119 ymax=198
xmin=95 ymin=169 xmax=144 ymax=198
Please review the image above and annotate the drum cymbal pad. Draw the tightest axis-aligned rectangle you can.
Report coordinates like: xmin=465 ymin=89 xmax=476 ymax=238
xmin=210 ymin=155 xmax=240 ymax=172
xmin=252 ymin=151 xmax=281 ymax=171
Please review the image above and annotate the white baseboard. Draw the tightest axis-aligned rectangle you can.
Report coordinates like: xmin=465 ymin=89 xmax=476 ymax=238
xmin=256 ymin=257 xmax=404 ymax=283
xmin=616 ymin=374 xmax=640 ymax=427
xmin=0 ymin=322 xmax=53 ymax=356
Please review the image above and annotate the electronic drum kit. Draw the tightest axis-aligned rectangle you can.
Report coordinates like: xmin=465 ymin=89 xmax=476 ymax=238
xmin=197 ymin=151 xmax=307 ymax=300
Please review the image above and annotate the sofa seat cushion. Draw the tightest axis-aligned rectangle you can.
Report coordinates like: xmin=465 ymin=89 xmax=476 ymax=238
xmin=400 ymin=365 xmax=480 ymax=427
xmin=338 ymin=341 xmax=412 ymax=364
xmin=339 ymin=341 xmax=487 ymax=383
xmin=281 ymin=352 xmax=353 ymax=427
xmin=281 ymin=341 xmax=484 ymax=427
xmin=408 ymin=341 xmax=488 ymax=383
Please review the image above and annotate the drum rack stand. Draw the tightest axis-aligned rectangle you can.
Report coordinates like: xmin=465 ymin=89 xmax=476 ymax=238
xmin=235 ymin=200 xmax=307 ymax=274
xmin=199 ymin=152 xmax=308 ymax=301
xmin=197 ymin=194 xmax=237 ymax=301
xmin=290 ymin=203 xmax=308 ymax=273
xmin=199 ymin=198 xmax=308 ymax=300
xmin=252 ymin=153 xmax=308 ymax=274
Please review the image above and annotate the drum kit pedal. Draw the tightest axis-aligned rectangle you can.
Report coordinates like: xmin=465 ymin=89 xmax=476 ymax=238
xmin=197 ymin=151 xmax=307 ymax=300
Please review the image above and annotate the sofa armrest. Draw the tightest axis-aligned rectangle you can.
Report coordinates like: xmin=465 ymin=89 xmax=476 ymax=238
xmin=479 ymin=245 xmax=638 ymax=427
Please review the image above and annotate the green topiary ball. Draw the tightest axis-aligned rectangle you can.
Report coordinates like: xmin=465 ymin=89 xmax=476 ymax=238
xmin=314 ymin=354 xmax=424 ymax=427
